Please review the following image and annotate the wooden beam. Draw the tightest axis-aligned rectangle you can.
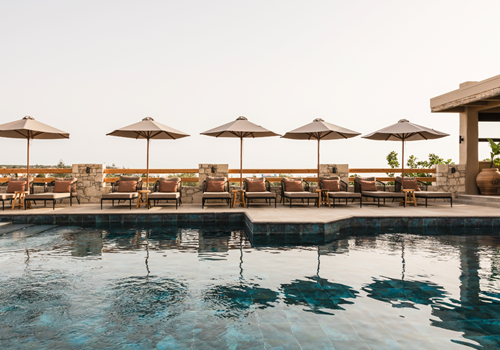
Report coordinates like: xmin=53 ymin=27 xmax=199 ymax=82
xmin=0 ymin=168 xmax=72 ymax=174
xmin=228 ymin=169 xmax=317 ymax=174
xmin=348 ymin=168 xmax=436 ymax=173
xmin=104 ymin=169 xmax=198 ymax=174
xmin=348 ymin=177 xmax=436 ymax=182
xmin=104 ymin=177 xmax=198 ymax=184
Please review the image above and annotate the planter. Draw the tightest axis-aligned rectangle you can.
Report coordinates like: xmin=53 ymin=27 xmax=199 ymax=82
xmin=476 ymin=168 xmax=500 ymax=195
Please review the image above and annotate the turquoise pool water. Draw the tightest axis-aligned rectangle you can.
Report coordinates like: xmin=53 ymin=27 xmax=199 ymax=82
xmin=1 ymin=224 xmax=500 ymax=349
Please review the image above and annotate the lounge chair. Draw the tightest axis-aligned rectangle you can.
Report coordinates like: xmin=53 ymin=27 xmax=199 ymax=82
xmin=319 ymin=176 xmax=362 ymax=208
xmin=243 ymin=178 xmax=276 ymax=208
xmin=148 ymin=177 xmax=182 ymax=209
xmin=25 ymin=177 xmax=80 ymax=210
xmin=101 ymin=176 xmax=142 ymax=209
xmin=354 ymin=176 xmax=404 ymax=207
xmin=281 ymin=177 xmax=318 ymax=208
xmin=395 ymin=177 xmax=452 ymax=207
xmin=202 ymin=176 xmax=231 ymax=208
xmin=0 ymin=177 xmax=32 ymax=210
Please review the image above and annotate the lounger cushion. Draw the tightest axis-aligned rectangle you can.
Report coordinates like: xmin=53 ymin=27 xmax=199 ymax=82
xmin=206 ymin=181 xmax=225 ymax=192
xmin=362 ymin=191 xmax=404 ymax=198
xmin=203 ymin=192 xmax=231 ymax=199
xmin=246 ymin=178 xmax=266 ymax=192
xmin=328 ymin=192 xmax=361 ymax=198
xmin=284 ymin=181 xmax=304 ymax=192
xmin=403 ymin=179 xmax=421 ymax=191
xmin=245 ymin=192 xmax=276 ymax=198
xmin=322 ymin=180 xmax=340 ymax=192
xmin=159 ymin=180 xmax=178 ymax=192
xmin=414 ymin=191 xmax=452 ymax=198
xmin=53 ymin=180 xmax=72 ymax=193
xmin=359 ymin=180 xmax=377 ymax=192
xmin=6 ymin=180 xmax=26 ymax=193
xmin=149 ymin=192 xmax=180 ymax=199
xmin=26 ymin=193 xmax=71 ymax=200
xmin=102 ymin=192 xmax=138 ymax=199
xmin=283 ymin=191 xmax=318 ymax=198
xmin=118 ymin=181 xmax=137 ymax=192
xmin=0 ymin=193 xmax=15 ymax=200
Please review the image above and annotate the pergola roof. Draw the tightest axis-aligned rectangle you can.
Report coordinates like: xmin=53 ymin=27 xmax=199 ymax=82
xmin=431 ymin=74 xmax=500 ymax=120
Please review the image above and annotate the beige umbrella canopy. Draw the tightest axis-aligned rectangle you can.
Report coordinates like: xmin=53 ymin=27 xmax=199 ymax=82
xmin=362 ymin=119 xmax=449 ymax=189
xmin=0 ymin=116 xmax=70 ymax=192
xmin=201 ymin=116 xmax=280 ymax=188
xmin=107 ymin=117 xmax=190 ymax=187
xmin=282 ymin=118 xmax=361 ymax=180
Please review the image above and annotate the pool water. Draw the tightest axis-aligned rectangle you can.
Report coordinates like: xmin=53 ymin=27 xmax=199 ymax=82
xmin=1 ymin=224 xmax=500 ymax=349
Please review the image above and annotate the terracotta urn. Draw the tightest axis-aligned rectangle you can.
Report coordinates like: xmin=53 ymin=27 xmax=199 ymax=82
xmin=476 ymin=168 xmax=500 ymax=195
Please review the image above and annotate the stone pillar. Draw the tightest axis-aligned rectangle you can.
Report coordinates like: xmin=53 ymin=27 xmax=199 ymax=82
xmin=459 ymin=107 xmax=479 ymax=195
xmin=72 ymin=164 xmax=105 ymax=203
xmin=320 ymin=164 xmax=349 ymax=184
xmin=198 ymin=164 xmax=229 ymax=188
xmin=434 ymin=164 xmax=466 ymax=198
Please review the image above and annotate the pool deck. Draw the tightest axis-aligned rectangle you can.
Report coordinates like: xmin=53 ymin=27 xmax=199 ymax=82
xmin=0 ymin=201 xmax=497 ymax=223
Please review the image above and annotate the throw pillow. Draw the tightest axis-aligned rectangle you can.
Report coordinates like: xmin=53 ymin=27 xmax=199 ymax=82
xmin=246 ymin=179 xmax=266 ymax=192
xmin=206 ymin=180 xmax=225 ymax=192
xmin=359 ymin=180 xmax=377 ymax=192
xmin=322 ymin=180 xmax=340 ymax=192
xmin=285 ymin=180 xmax=304 ymax=192
xmin=118 ymin=180 xmax=137 ymax=192
xmin=53 ymin=180 xmax=72 ymax=193
xmin=160 ymin=180 xmax=178 ymax=192
xmin=6 ymin=180 xmax=26 ymax=193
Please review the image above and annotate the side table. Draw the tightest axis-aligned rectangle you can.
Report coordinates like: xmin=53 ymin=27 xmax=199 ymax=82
xmin=316 ymin=189 xmax=330 ymax=207
xmin=137 ymin=190 xmax=151 ymax=208
xmin=12 ymin=191 xmax=31 ymax=210
xmin=402 ymin=189 xmax=417 ymax=207
xmin=232 ymin=190 xmax=246 ymax=208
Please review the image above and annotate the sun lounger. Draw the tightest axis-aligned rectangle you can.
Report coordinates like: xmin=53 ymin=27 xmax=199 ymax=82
xmin=202 ymin=176 xmax=231 ymax=208
xmin=148 ymin=177 xmax=182 ymax=209
xmin=101 ymin=176 xmax=142 ymax=209
xmin=25 ymin=178 xmax=80 ymax=210
xmin=319 ymin=176 xmax=362 ymax=208
xmin=0 ymin=177 xmax=32 ymax=210
xmin=354 ymin=177 xmax=404 ymax=207
xmin=395 ymin=177 xmax=452 ymax=207
xmin=281 ymin=177 xmax=318 ymax=208
xmin=243 ymin=178 xmax=276 ymax=208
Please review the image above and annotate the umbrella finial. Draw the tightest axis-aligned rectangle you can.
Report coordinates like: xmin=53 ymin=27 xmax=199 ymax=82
xmin=313 ymin=118 xmax=324 ymax=122
xmin=237 ymin=116 xmax=247 ymax=120
xmin=142 ymin=117 xmax=154 ymax=121
xmin=398 ymin=119 xmax=409 ymax=123
xmin=23 ymin=116 xmax=34 ymax=120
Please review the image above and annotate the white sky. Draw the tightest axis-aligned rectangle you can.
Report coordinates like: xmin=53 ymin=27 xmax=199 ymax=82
xmin=1 ymin=1 xmax=500 ymax=170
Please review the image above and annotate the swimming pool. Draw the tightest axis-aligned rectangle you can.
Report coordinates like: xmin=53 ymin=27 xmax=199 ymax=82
xmin=1 ymin=224 xmax=500 ymax=349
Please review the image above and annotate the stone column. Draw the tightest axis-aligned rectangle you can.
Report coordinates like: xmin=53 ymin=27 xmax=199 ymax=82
xmin=72 ymin=164 xmax=105 ymax=203
xmin=319 ymin=164 xmax=349 ymax=184
xmin=459 ymin=107 xmax=479 ymax=195
xmin=434 ymin=164 xmax=466 ymax=198
xmin=198 ymin=164 xmax=229 ymax=188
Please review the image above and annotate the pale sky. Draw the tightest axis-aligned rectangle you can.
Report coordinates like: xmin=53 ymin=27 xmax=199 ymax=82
xmin=1 ymin=1 xmax=500 ymax=171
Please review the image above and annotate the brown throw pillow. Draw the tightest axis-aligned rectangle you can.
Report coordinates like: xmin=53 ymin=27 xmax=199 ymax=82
xmin=53 ymin=180 xmax=72 ymax=193
xmin=403 ymin=179 xmax=421 ymax=191
xmin=6 ymin=180 xmax=26 ymax=193
xmin=322 ymin=180 xmax=340 ymax=192
xmin=160 ymin=180 xmax=178 ymax=192
xmin=206 ymin=180 xmax=225 ymax=192
xmin=359 ymin=180 xmax=377 ymax=192
xmin=118 ymin=180 xmax=137 ymax=192
xmin=247 ymin=180 xmax=266 ymax=192
xmin=285 ymin=180 xmax=304 ymax=192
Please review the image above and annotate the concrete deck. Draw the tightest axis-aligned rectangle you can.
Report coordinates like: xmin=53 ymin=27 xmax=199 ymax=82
xmin=0 ymin=201 xmax=497 ymax=223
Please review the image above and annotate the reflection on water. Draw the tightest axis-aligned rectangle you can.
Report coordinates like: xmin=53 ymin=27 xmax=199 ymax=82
xmin=1 ymin=226 xmax=500 ymax=349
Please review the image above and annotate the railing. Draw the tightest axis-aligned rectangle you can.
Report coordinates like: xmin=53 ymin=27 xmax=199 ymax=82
xmin=228 ymin=169 xmax=317 ymax=183
xmin=103 ymin=169 xmax=198 ymax=184
xmin=0 ymin=168 xmax=72 ymax=184
xmin=348 ymin=168 xmax=436 ymax=182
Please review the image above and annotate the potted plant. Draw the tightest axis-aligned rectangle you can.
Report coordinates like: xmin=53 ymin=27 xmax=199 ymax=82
xmin=476 ymin=139 xmax=500 ymax=195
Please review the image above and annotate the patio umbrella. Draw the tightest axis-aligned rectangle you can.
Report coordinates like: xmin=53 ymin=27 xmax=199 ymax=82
xmin=282 ymin=118 xmax=360 ymax=181
xmin=107 ymin=117 xmax=190 ymax=189
xmin=200 ymin=116 xmax=279 ymax=188
xmin=362 ymin=119 xmax=449 ymax=189
xmin=0 ymin=116 xmax=70 ymax=192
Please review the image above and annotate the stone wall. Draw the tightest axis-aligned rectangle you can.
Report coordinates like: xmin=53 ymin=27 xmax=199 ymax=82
xmin=433 ymin=164 xmax=466 ymax=198
xmin=198 ymin=164 xmax=229 ymax=188
xmin=73 ymin=164 xmax=106 ymax=203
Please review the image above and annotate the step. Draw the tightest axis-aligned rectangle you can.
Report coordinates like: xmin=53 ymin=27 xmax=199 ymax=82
xmin=0 ymin=222 xmax=11 ymax=227
xmin=0 ymin=224 xmax=33 ymax=236
xmin=456 ymin=194 xmax=500 ymax=208
xmin=0 ymin=225 xmax=57 ymax=239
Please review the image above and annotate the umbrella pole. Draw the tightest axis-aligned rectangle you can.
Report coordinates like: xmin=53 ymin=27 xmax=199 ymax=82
xmin=317 ymin=138 xmax=320 ymax=184
xmin=401 ymin=138 xmax=405 ymax=191
xmin=146 ymin=138 xmax=150 ymax=190
xmin=27 ymin=137 xmax=30 ymax=194
xmin=240 ymin=137 xmax=243 ymax=189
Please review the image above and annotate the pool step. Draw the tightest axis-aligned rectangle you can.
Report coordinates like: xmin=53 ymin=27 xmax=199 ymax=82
xmin=0 ymin=225 xmax=57 ymax=239
xmin=456 ymin=194 xmax=500 ymax=208
xmin=0 ymin=224 xmax=33 ymax=236
xmin=0 ymin=222 xmax=11 ymax=227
